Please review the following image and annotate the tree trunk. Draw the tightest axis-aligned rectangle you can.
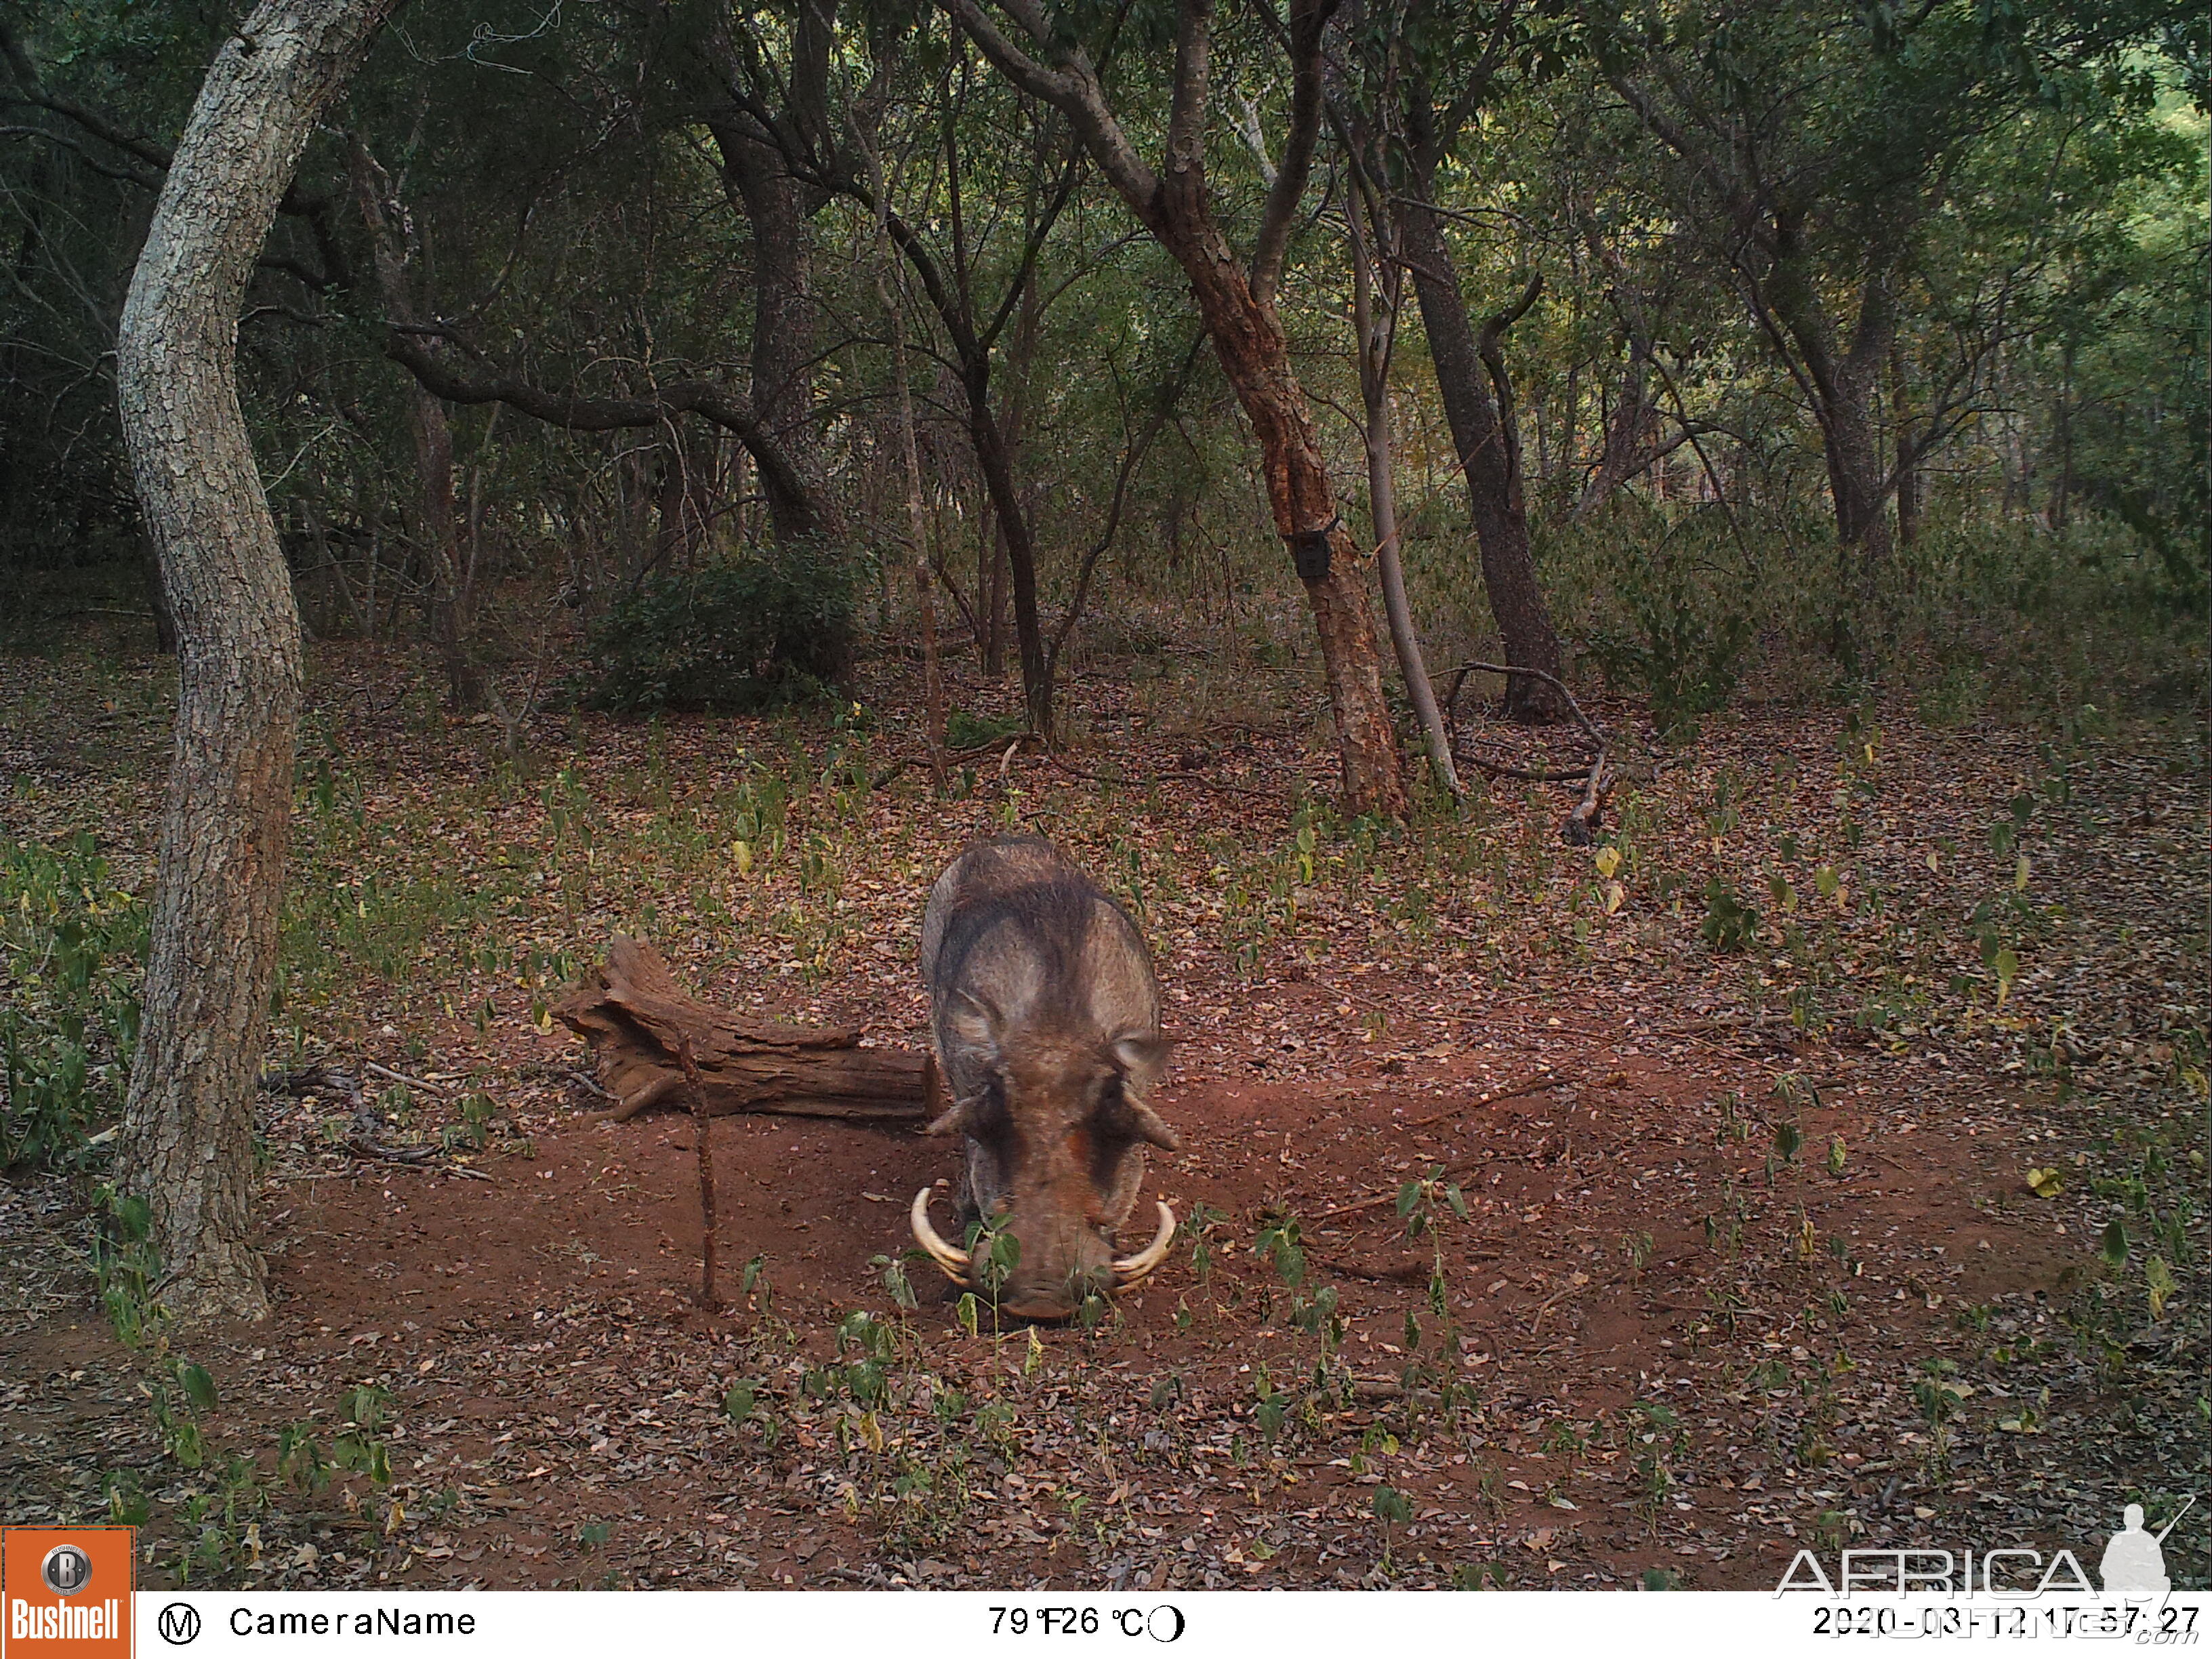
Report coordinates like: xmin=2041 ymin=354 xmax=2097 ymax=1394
xmin=1157 ymin=213 xmax=1406 ymax=815
xmin=115 ymin=0 xmax=398 ymax=1322
xmin=1394 ymin=184 xmax=1565 ymax=724
xmin=1574 ymin=331 xmax=1658 ymax=519
xmin=965 ymin=378 xmax=1052 ymax=737
xmin=943 ymin=0 xmax=1405 ymax=816
xmin=717 ymin=125 xmax=830 ymax=546
xmin=981 ymin=509 xmax=1008 ymax=675
xmin=349 ymin=140 xmax=485 ymax=712
xmin=1767 ymin=262 xmax=1895 ymax=569
xmin=1347 ymin=176 xmax=1458 ymax=797
xmin=2048 ymin=341 xmax=2074 ymax=531
xmin=702 ymin=0 xmax=836 ymax=548
xmin=1890 ymin=344 xmax=1921 ymax=550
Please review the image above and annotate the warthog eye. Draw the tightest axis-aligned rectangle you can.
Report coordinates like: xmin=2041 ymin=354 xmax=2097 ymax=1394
xmin=970 ymin=1075 xmax=1011 ymax=1141
xmin=1089 ymin=1075 xmax=1143 ymax=1149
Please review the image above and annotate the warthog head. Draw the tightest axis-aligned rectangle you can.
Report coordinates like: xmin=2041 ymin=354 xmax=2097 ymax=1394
xmin=910 ymin=836 xmax=1180 ymax=1319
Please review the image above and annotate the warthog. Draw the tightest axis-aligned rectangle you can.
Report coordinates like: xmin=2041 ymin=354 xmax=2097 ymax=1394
xmin=909 ymin=835 xmax=1180 ymax=1318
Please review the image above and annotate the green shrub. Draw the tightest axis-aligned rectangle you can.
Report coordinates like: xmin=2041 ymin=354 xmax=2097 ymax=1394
xmin=945 ymin=708 xmax=1024 ymax=750
xmin=1 ymin=835 xmax=146 ymax=1166
xmin=583 ymin=543 xmax=867 ymax=716
xmin=1584 ymin=544 xmax=1752 ymax=732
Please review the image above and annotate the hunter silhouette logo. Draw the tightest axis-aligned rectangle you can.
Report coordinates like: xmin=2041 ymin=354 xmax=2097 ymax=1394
xmin=2100 ymin=1497 xmax=2193 ymax=1593
xmin=1 ymin=1528 xmax=134 ymax=1656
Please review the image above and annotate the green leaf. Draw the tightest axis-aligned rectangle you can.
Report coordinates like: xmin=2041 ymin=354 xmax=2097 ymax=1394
xmin=1372 ymin=1485 xmax=1413 ymax=1526
xmin=178 ymin=1362 xmax=217 ymax=1414
xmin=2100 ymin=1218 xmax=2128 ymax=1268
xmin=722 ymin=1382 xmax=756 ymax=1425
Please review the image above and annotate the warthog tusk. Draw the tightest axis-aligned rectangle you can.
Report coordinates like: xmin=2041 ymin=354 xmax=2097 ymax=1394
xmin=910 ymin=1188 xmax=970 ymax=1282
xmin=1111 ymin=1201 xmax=1177 ymax=1286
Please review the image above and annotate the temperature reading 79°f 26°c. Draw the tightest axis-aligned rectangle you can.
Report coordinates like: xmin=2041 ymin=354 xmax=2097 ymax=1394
xmin=987 ymin=1606 xmax=1185 ymax=1641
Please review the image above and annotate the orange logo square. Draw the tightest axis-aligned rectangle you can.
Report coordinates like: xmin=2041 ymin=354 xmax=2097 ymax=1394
xmin=1 ymin=1530 xmax=134 ymax=1659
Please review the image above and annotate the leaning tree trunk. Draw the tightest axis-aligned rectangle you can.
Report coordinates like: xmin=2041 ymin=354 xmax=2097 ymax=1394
xmin=1347 ymin=178 xmax=1458 ymax=797
xmin=1395 ymin=185 xmax=1566 ymax=724
xmin=1167 ymin=216 xmax=1408 ymax=817
xmin=115 ymin=0 xmax=398 ymax=1322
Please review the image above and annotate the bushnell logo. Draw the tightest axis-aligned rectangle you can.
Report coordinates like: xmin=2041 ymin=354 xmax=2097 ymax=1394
xmin=1 ymin=1526 xmax=135 ymax=1653
xmin=38 ymin=1547 xmax=91 ymax=1597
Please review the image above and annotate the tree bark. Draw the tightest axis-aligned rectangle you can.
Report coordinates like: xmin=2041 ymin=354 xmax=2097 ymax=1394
xmin=1395 ymin=182 xmax=1565 ymax=722
xmin=115 ymin=0 xmax=398 ymax=1322
xmin=1574 ymin=329 xmax=1659 ymax=518
xmin=348 ymin=139 xmax=485 ymax=712
xmin=1174 ymin=218 xmax=1406 ymax=813
xmin=1890 ymin=343 xmax=1921 ymax=549
xmin=711 ymin=117 xmax=832 ymax=546
xmin=1751 ymin=253 xmax=1896 ymax=571
xmin=1346 ymin=171 xmax=1458 ymax=796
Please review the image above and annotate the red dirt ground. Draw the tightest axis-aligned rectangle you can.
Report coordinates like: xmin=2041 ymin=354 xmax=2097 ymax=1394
xmin=2 ymin=642 xmax=2203 ymax=1591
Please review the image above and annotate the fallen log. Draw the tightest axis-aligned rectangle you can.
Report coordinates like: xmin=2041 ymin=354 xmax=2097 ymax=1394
xmin=554 ymin=937 xmax=929 ymax=1124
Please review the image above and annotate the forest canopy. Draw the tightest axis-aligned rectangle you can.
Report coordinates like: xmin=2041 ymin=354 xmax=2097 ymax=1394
xmin=1 ymin=0 xmax=2204 ymax=731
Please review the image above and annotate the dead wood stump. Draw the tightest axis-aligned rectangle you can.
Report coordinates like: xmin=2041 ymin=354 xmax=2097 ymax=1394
xmin=554 ymin=937 xmax=928 ymax=1124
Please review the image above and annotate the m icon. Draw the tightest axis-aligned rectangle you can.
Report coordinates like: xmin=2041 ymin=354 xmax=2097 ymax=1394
xmin=158 ymin=1603 xmax=203 ymax=1645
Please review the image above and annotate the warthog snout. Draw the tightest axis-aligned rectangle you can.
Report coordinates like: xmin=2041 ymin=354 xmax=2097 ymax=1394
xmin=910 ymin=836 xmax=1182 ymax=1319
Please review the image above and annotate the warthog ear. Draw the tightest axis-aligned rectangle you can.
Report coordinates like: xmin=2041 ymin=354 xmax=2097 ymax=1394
xmin=947 ymin=989 xmax=1006 ymax=1060
xmin=1111 ymin=1033 xmax=1172 ymax=1087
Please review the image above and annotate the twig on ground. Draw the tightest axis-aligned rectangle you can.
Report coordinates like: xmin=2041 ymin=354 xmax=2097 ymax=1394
xmin=337 ymin=1138 xmax=491 ymax=1180
xmin=568 ymin=1068 xmax=618 ymax=1102
xmin=676 ymin=1033 xmax=721 ymax=1311
xmin=1397 ymin=1071 xmax=1570 ymax=1131
xmin=365 ymin=1061 xmax=451 ymax=1095
xmin=869 ymin=734 xmax=1040 ymax=790
xmin=1437 ymin=661 xmax=1614 ymax=842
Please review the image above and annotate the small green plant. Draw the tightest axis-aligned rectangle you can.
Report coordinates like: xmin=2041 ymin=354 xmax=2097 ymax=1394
xmin=1698 ymin=880 xmax=1761 ymax=951
xmin=1629 ymin=1400 xmax=1685 ymax=1533
xmin=331 ymin=1383 xmax=396 ymax=1487
xmin=1584 ymin=548 xmax=1752 ymax=733
xmin=150 ymin=1359 xmax=218 ymax=1469
xmin=91 ymin=1187 xmax=165 ymax=1347
xmin=1371 ymin=1483 xmax=1413 ymax=1570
